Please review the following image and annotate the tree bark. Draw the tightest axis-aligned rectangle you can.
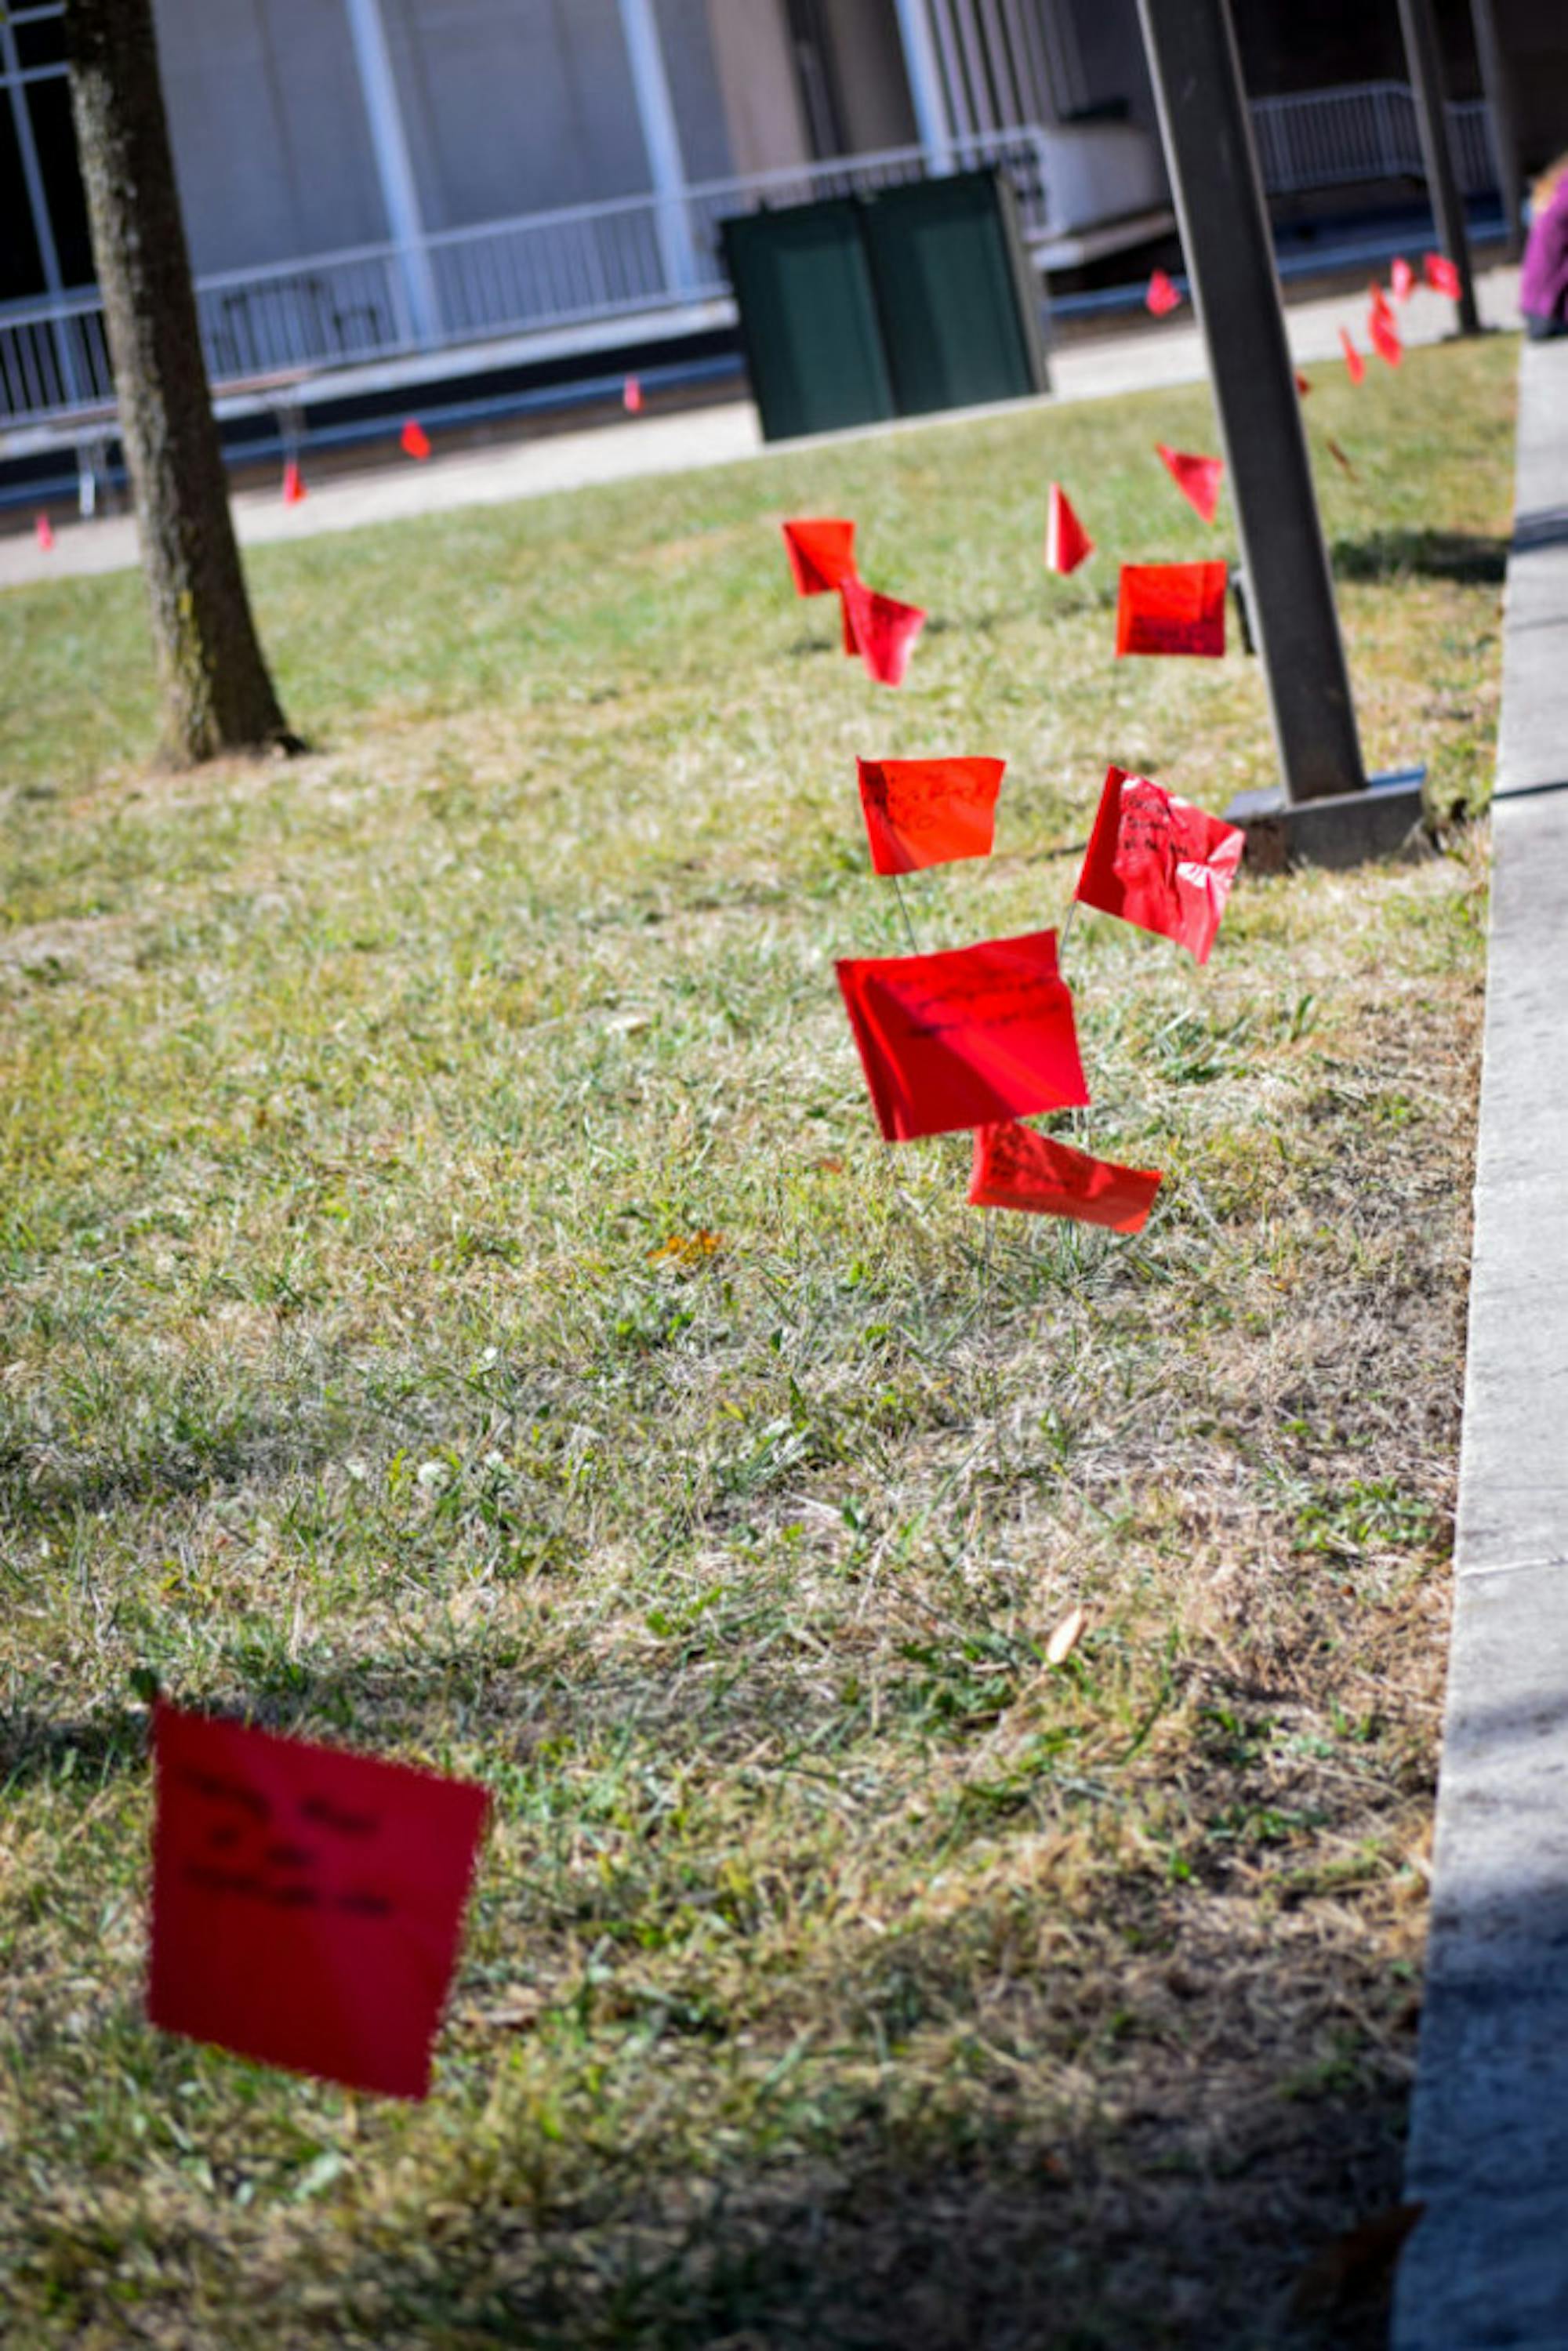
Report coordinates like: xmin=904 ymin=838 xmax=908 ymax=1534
xmin=65 ymin=0 xmax=293 ymax=764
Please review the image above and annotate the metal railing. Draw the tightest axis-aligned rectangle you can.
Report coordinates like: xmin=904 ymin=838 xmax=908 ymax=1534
xmin=0 ymin=126 xmax=1054 ymax=430
xmin=0 ymin=87 xmax=1497 ymax=436
xmin=1251 ymin=82 xmax=1496 ymax=198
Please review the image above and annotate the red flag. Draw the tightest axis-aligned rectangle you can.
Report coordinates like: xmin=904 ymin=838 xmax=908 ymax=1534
xmin=835 ymin=929 xmax=1087 ymax=1143
xmin=623 ymin=374 xmax=644 ymax=413
xmin=1045 ymin=481 xmax=1094 ymax=575
xmin=400 ymin=419 xmax=431 ymax=460
xmin=281 ymin=459 xmax=307 ymax=506
xmin=856 ymin=756 xmax=1004 ymax=875
xmin=969 ymin=1121 xmax=1162 ymax=1233
xmin=1145 ymin=268 xmax=1181 ymax=317
xmin=1339 ymin=327 xmax=1366 ymax=385
xmin=1155 ymin=442 xmax=1225 ymax=525
xmin=1390 ymin=255 xmax=1414 ymax=303
xmin=1074 ymin=764 xmax=1243 ymax=964
xmin=148 ymin=1702 xmax=488 ymax=2100
xmin=1368 ymin=299 xmax=1403 ymax=368
xmin=782 ymin=517 xmax=857 ymax=597
xmin=1425 ymin=251 xmax=1461 ymax=299
xmin=1115 ymin=561 xmax=1227 ymax=658
xmin=1294 ymin=372 xmax=1312 ymax=397
xmin=840 ymin=577 xmax=927 ymax=688
xmin=34 ymin=513 xmax=53 ymax=552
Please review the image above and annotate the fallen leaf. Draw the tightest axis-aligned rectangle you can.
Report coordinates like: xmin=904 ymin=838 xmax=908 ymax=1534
xmin=649 ymin=1231 xmax=722 ymax=1266
xmin=1046 ymin=1605 xmax=1087 ymax=1665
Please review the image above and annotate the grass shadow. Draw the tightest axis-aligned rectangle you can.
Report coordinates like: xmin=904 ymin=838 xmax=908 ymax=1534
xmin=1330 ymin=529 xmax=1508 ymax=586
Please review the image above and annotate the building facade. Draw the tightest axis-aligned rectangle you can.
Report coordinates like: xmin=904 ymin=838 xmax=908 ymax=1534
xmin=1 ymin=0 xmax=1558 ymax=440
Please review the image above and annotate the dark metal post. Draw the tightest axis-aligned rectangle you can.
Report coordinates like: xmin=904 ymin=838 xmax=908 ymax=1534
xmin=1468 ymin=0 xmax=1523 ymax=261
xmin=1134 ymin=0 xmax=1365 ymax=805
xmin=1396 ymin=0 xmax=1482 ymax=332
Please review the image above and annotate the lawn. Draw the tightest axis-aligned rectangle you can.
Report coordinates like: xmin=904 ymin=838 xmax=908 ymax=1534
xmin=0 ymin=331 xmax=1515 ymax=2349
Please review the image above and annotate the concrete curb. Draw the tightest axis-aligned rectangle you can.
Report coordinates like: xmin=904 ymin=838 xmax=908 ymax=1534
xmin=1392 ymin=335 xmax=1568 ymax=2349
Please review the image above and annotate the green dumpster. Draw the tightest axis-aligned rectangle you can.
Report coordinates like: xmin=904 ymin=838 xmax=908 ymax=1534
xmin=721 ymin=169 xmax=1050 ymax=443
xmin=720 ymin=199 xmax=895 ymax=444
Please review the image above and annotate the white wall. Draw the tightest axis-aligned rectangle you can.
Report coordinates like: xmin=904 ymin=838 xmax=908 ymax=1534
xmin=154 ymin=0 xmax=386 ymax=270
xmin=702 ymin=0 xmax=811 ymax=175
xmin=826 ymin=0 xmax=917 ymax=154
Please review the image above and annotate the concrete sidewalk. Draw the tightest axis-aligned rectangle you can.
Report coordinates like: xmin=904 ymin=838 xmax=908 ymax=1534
xmin=0 ymin=264 xmax=1519 ymax=593
xmin=1392 ymin=335 xmax=1568 ymax=2349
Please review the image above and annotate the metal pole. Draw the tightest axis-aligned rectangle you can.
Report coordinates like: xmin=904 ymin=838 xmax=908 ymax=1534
xmin=891 ymin=0 xmax=956 ymax=170
xmin=617 ymin=0 xmax=699 ymax=297
xmin=1396 ymin=0 xmax=1481 ymax=333
xmin=1468 ymin=0 xmax=1523 ymax=262
xmin=1134 ymin=0 xmax=1366 ymax=806
xmin=342 ymin=0 xmax=440 ymax=347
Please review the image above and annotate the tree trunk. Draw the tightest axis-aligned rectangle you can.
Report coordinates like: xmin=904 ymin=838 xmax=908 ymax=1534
xmin=65 ymin=0 xmax=294 ymax=764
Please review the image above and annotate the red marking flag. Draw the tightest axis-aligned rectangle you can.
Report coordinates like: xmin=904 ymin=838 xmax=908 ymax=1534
xmin=856 ymin=756 xmax=1004 ymax=876
xmin=835 ymin=930 xmax=1087 ymax=1143
xmin=400 ymin=419 xmax=431 ymax=460
xmin=1045 ymin=481 xmax=1094 ymax=575
xmin=1425 ymin=251 xmax=1461 ymax=299
xmin=1146 ymin=268 xmax=1181 ymax=317
xmin=1339 ymin=327 xmax=1366 ymax=385
xmin=1390 ymin=255 xmax=1414 ymax=303
xmin=34 ymin=513 xmax=53 ymax=552
xmin=623 ymin=374 xmax=644 ymax=413
xmin=148 ymin=1701 xmax=488 ymax=2100
xmin=281 ymin=459 xmax=307 ymax=506
xmin=840 ymin=577 xmax=927 ymax=688
xmin=1116 ymin=561 xmax=1227 ymax=658
xmin=1368 ymin=299 xmax=1403 ymax=368
xmin=1156 ymin=442 xmax=1225 ymax=525
xmin=782 ymin=517 xmax=857 ymax=597
xmin=969 ymin=1122 xmax=1163 ymax=1233
xmin=1074 ymin=764 xmax=1244 ymax=964
xmin=1294 ymin=372 xmax=1312 ymax=397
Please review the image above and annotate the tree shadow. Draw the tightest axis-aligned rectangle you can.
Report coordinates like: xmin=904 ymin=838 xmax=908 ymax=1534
xmin=1330 ymin=530 xmax=1508 ymax=586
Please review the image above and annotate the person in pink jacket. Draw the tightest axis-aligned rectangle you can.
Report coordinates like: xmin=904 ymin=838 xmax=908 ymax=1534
xmin=1521 ymin=156 xmax=1568 ymax=339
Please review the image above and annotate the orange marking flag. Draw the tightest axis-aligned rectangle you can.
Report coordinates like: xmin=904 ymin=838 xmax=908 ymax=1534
xmin=1116 ymin=561 xmax=1227 ymax=658
xmin=1339 ymin=327 xmax=1366 ymax=385
xmin=782 ymin=517 xmax=857 ymax=597
xmin=969 ymin=1121 xmax=1163 ymax=1233
xmin=34 ymin=513 xmax=53 ymax=551
xmin=1294 ymin=372 xmax=1312 ymax=397
xmin=281 ymin=459 xmax=307 ymax=505
xmin=1146 ymin=267 xmax=1181 ymax=317
xmin=1156 ymin=442 xmax=1225 ymax=525
xmin=400 ymin=419 xmax=431 ymax=460
xmin=622 ymin=374 xmax=644 ymax=413
xmin=835 ymin=929 xmax=1088 ymax=1142
xmin=1045 ymin=481 xmax=1094 ymax=575
xmin=1074 ymin=764 xmax=1244 ymax=965
xmin=148 ymin=1701 xmax=488 ymax=2100
xmin=1390 ymin=255 xmax=1414 ymax=303
xmin=856 ymin=756 xmax=1004 ymax=876
xmin=840 ymin=577 xmax=927 ymax=688
xmin=1425 ymin=251 xmax=1461 ymax=299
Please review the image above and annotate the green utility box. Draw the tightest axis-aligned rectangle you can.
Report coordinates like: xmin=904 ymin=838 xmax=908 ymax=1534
xmin=721 ymin=169 xmax=1049 ymax=443
xmin=719 ymin=198 xmax=895 ymax=444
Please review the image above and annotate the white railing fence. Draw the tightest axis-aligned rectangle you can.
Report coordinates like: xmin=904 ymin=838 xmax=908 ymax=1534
xmin=1252 ymin=83 xmax=1495 ymax=198
xmin=0 ymin=87 xmax=1497 ymax=434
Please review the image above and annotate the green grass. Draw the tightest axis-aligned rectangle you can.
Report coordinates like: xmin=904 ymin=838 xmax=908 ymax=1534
xmin=0 ymin=332 xmax=1515 ymax=2349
